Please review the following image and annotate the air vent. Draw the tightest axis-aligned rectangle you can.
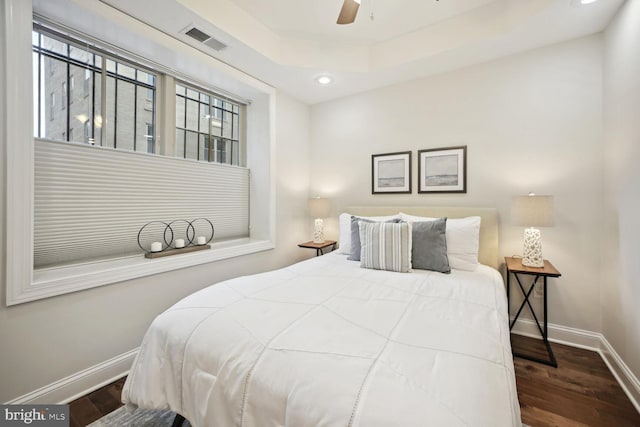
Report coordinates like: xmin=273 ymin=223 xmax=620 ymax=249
xmin=185 ymin=27 xmax=210 ymax=43
xmin=183 ymin=26 xmax=228 ymax=52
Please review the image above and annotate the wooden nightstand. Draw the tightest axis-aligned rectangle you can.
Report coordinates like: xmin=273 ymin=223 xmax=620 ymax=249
xmin=505 ymin=256 xmax=561 ymax=367
xmin=298 ymin=240 xmax=337 ymax=256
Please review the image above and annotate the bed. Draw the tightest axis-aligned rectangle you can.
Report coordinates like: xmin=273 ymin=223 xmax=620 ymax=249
xmin=122 ymin=207 xmax=521 ymax=426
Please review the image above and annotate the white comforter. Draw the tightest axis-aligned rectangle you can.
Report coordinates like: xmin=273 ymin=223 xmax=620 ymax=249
xmin=122 ymin=253 xmax=521 ymax=427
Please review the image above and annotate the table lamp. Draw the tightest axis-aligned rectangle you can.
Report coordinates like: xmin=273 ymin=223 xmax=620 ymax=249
xmin=308 ymin=197 xmax=330 ymax=243
xmin=511 ymin=193 xmax=554 ymax=267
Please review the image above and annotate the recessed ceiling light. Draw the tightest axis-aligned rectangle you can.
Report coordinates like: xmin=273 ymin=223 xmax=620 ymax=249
xmin=315 ymin=75 xmax=333 ymax=85
xmin=569 ymin=0 xmax=598 ymax=7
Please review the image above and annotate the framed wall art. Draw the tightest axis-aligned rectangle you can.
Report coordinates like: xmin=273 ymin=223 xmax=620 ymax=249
xmin=418 ymin=146 xmax=467 ymax=193
xmin=371 ymin=151 xmax=412 ymax=194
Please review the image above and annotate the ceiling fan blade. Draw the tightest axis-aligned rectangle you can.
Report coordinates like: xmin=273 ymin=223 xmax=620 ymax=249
xmin=337 ymin=0 xmax=360 ymax=25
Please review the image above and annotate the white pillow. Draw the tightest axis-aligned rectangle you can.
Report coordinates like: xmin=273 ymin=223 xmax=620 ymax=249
xmin=400 ymin=213 xmax=481 ymax=271
xmin=338 ymin=212 xmax=401 ymax=254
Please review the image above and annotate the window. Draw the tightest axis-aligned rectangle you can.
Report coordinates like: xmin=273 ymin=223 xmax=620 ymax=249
xmin=33 ymin=27 xmax=245 ymax=162
xmin=29 ymin=24 xmax=251 ymax=271
xmin=6 ymin=6 xmax=272 ymax=306
xmin=175 ymin=83 xmax=241 ymax=165
xmin=32 ymin=27 xmax=156 ymax=151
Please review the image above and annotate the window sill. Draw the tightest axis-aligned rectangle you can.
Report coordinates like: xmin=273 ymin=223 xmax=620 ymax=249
xmin=14 ymin=239 xmax=274 ymax=305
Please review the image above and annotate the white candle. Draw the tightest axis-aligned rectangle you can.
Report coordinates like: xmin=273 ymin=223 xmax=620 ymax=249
xmin=150 ymin=241 xmax=162 ymax=252
xmin=175 ymin=238 xmax=185 ymax=248
xmin=196 ymin=236 xmax=206 ymax=245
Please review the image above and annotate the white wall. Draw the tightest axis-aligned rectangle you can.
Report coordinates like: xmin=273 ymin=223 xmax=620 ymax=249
xmin=602 ymin=0 xmax=640 ymax=380
xmin=0 ymin=1 xmax=312 ymax=404
xmin=310 ymin=35 xmax=604 ymax=334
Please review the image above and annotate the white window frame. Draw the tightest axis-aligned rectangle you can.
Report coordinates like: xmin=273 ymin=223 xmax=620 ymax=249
xmin=3 ymin=0 xmax=276 ymax=306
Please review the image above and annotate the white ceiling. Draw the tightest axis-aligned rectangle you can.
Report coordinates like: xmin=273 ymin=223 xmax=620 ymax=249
xmin=101 ymin=0 xmax=623 ymax=104
xmin=230 ymin=0 xmax=497 ymax=45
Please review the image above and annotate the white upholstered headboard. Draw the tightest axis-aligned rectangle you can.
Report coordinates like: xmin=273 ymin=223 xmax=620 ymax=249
xmin=345 ymin=206 xmax=500 ymax=270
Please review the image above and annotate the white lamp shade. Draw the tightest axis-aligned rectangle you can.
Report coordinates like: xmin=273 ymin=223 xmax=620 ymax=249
xmin=308 ymin=197 xmax=330 ymax=219
xmin=511 ymin=195 xmax=554 ymax=227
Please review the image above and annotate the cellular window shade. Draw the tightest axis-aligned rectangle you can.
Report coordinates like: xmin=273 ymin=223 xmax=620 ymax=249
xmin=34 ymin=139 xmax=249 ymax=268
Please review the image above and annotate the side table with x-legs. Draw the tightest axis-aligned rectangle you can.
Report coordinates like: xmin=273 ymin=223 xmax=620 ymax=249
xmin=505 ymin=256 xmax=561 ymax=367
xmin=298 ymin=240 xmax=337 ymax=257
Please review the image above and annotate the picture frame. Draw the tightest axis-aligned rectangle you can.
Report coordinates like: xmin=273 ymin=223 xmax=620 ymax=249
xmin=371 ymin=151 xmax=412 ymax=194
xmin=418 ymin=146 xmax=467 ymax=193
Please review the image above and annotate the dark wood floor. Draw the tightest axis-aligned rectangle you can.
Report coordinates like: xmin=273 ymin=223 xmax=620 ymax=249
xmin=512 ymin=335 xmax=640 ymax=427
xmin=69 ymin=377 xmax=125 ymax=427
xmin=69 ymin=335 xmax=640 ymax=426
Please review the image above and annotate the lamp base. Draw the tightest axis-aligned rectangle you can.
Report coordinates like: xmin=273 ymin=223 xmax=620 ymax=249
xmin=313 ymin=218 xmax=325 ymax=244
xmin=522 ymin=227 xmax=544 ymax=267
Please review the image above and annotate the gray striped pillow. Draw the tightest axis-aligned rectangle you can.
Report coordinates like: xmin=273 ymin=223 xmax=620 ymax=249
xmin=359 ymin=221 xmax=412 ymax=273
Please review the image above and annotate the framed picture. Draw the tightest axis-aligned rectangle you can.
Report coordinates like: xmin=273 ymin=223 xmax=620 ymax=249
xmin=418 ymin=146 xmax=467 ymax=193
xmin=371 ymin=151 xmax=412 ymax=194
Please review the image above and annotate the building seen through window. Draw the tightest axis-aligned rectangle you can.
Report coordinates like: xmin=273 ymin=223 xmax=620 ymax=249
xmin=175 ymin=83 xmax=241 ymax=165
xmin=33 ymin=25 xmax=243 ymax=168
xmin=33 ymin=27 xmax=157 ymax=151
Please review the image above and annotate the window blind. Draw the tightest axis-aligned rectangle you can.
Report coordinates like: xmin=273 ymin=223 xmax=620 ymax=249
xmin=34 ymin=139 xmax=249 ymax=268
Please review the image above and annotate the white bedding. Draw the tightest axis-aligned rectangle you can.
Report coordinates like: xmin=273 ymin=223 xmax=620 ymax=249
xmin=122 ymin=253 xmax=521 ymax=427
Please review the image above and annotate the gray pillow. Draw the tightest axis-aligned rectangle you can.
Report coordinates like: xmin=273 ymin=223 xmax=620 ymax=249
xmin=412 ymin=218 xmax=451 ymax=274
xmin=348 ymin=216 xmax=400 ymax=261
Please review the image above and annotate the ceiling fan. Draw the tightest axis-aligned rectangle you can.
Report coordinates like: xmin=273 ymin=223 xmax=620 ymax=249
xmin=337 ymin=0 xmax=440 ymax=25
xmin=336 ymin=0 xmax=361 ymax=25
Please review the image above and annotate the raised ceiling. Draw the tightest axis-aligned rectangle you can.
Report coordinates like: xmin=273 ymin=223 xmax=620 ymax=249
xmin=230 ymin=0 xmax=497 ymax=45
xmin=101 ymin=0 xmax=623 ymax=104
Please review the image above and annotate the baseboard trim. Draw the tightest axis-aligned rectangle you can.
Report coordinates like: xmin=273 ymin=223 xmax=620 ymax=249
xmin=510 ymin=317 xmax=602 ymax=351
xmin=5 ymin=348 xmax=138 ymax=404
xmin=599 ymin=336 xmax=640 ymax=414
xmin=511 ymin=318 xmax=640 ymax=414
